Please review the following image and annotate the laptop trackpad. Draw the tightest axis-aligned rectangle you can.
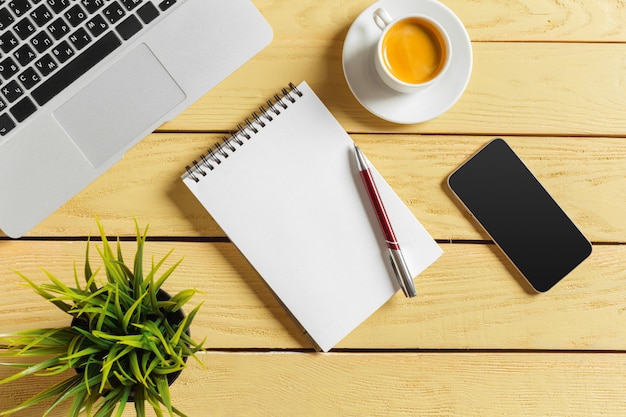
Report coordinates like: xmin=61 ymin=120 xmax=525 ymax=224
xmin=53 ymin=44 xmax=186 ymax=168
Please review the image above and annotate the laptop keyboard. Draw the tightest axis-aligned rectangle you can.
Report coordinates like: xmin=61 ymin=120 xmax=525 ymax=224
xmin=0 ymin=0 xmax=180 ymax=136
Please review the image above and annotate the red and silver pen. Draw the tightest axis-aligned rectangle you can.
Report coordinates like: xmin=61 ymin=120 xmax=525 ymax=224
xmin=354 ymin=144 xmax=417 ymax=298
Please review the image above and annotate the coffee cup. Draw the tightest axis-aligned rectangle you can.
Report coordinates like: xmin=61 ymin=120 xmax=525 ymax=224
xmin=372 ymin=8 xmax=451 ymax=93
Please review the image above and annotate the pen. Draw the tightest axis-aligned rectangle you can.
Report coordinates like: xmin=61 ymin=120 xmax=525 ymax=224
xmin=353 ymin=144 xmax=417 ymax=298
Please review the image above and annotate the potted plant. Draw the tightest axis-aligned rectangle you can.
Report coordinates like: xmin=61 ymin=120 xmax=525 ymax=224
xmin=0 ymin=220 xmax=204 ymax=417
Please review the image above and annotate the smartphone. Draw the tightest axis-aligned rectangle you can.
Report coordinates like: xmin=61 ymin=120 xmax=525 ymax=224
xmin=447 ymin=138 xmax=592 ymax=292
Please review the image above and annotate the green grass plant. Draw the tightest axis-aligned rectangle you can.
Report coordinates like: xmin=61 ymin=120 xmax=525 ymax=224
xmin=0 ymin=220 xmax=204 ymax=417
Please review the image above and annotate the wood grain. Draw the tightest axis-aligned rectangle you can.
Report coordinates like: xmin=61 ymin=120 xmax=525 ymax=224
xmin=22 ymin=135 xmax=626 ymax=242
xmin=2 ymin=352 xmax=625 ymax=417
xmin=1 ymin=1 xmax=625 ymax=415
xmin=0 ymin=241 xmax=622 ymax=350
xmin=253 ymin=0 xmax=626 ymax=42
xmin=142 ymin=0 xmax=626 ymax=136
xmin=444 ymin=0 xmax=626 ymax=41
xmin=155 ymin=42 xmax=626 ymax=135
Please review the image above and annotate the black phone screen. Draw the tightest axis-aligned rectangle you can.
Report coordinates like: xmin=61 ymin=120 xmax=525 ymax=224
xmin=448 ymin=138 xmax=592 ymax=292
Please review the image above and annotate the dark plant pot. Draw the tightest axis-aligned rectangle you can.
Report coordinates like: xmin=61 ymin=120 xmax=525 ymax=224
xmin=71 ymin=288 xmax=189 ymax=401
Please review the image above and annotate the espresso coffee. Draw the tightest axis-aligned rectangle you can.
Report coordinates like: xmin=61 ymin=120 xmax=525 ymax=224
xmin=381 ymin=17 xmax=447 ymax=85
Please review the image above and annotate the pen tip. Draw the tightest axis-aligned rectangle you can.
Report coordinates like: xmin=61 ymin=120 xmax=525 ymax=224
xmin=353 ymin=144 xmax=367 ymax=170
xmin=354 ymin=144 xmax=366 ymax=160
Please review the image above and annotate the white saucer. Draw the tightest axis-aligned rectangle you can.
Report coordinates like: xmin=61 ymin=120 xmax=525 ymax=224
xmin=342 ymin=0 xmax=472 ymax=124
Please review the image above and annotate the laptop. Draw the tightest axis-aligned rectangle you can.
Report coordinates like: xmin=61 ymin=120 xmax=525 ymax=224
xmin=0 ymin=0 xmax=273 ymax=238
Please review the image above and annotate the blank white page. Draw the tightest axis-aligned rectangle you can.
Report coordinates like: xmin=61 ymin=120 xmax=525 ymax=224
xmin=182 ymin=81 xmax=442 ymax=351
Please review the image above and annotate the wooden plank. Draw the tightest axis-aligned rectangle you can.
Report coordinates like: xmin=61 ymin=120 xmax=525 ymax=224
xmin=156 ymin=44 xmax=626 ymax=135
xmin=1 ymin=352 xmax=625 ymax=417
xmin=254 ymin=0 xmax=626 ymax=43
xmin=22 ymin=135 xmax=626 ymax=243
xmin=443 ymin=0 xmax=626 ymax=41
xmin=0 ymin=241 xmax=623 ymax=350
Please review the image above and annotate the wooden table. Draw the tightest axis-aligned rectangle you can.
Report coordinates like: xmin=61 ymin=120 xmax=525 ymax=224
xmin=2 ymin=0 xmax=626 ymax=415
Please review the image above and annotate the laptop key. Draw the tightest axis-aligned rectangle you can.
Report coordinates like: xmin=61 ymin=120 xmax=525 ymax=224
xmin=18 ymin=67 xmax=41 ymax=89
xmin=31 ymin=30 xmax=53 ymax=53
xmin=0 ymin=8 xmax=15 ymax=30
xmin=2 ymin=80 xmax=24 ymax=103
xmin=13 ymin=44 xmax=37 ymax=66
xmin=47 ymin=17 xmax=71 ymax=40
xmin=51 ymin=40 xmax=74 ymax=63
xmin=158 ymin=0 xmax=176 ymax=12
xmin=0 ymin=113 xmax=16 ymax=136
xmin=81 ymin=0 xmax=105 ymax=14
xmin=64 ymin=4 xmax=87 ymax=27
xmin=46 ymin=0 xmax=70 ymax=14
xmin=103 ymin=2 xmax=125 ymax=24
xmin=14 ymin=17 xmax=37 ymax=40
xmin=30 ymin=4 xmax=53 ymax=26
xmin=116 ymin=14 xmax=142 ymax=40
xmin=0 ymin=30 xmax=19 ymax=54
xmin=0 ymin=57 xmax=19 ymax=80
xmin=120 ymin=0 xmax=142 ymax=11
xmin=8 ymin=0 xmax=31 ymax=17
xmin=137 ymin=2 xmax=159 ymax=24
xmin=10 ymin=96 xmax=36 ymax=122
xmin=86 ymin=14 xmax=108 ymax=37
xmin=69 ymin=27 xmax=91 ymax=50
xmin=34 ymin=53 xmax=57 ymax=76
xmin=32 ymin=31 xmax=122 ymax=106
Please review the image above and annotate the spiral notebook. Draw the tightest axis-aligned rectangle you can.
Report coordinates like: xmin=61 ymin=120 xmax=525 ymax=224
xmin=181 ymin=81 xmax=442 ymax=351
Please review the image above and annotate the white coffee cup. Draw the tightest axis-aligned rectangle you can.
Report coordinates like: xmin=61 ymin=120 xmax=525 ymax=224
xmin=373 ymin=8 xmax=451 ymax=93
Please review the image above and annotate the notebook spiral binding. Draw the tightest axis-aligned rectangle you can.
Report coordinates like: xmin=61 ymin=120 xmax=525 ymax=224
xmin=184 ymin=82 xmax=303 ymax=182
